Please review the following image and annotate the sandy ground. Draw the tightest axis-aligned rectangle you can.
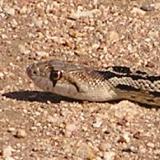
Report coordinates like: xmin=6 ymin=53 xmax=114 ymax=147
xmin=0 ymin=0 xmax=160 ymax=160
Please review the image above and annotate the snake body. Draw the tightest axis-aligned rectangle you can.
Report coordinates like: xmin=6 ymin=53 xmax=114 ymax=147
xmin=26 ymin=60 xmax=160 ymax=106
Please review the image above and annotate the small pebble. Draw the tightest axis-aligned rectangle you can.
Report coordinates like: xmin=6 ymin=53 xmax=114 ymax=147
xmin=92 ymin=117 xmax=103 ymax=128
xmin=70 ymin=6 xmax=96 ymax=19
xmin=103 ymin=151 xmax=115 ymax=160
xmin=154 ymin=3 xmax=160 ymax=10
xmin=0 ymin=72 xmax=5 ymax=79
xmin=65 ymin=123 xmax=77 ymax=137
xmin=3 ymin=6 xmax=15 ymax=16
xmin=47 ymin=115 xmax=57 ymax=123
xmin=18 ymin=44 xmax=30 ymax=55
xmin=32 ymin=17 xmax=43 ymax=27
xmin=36 ymin=51 xmax=49 ymax=58
xmin=147 ymin=142 xmax=155 ymax=148
xmin=2 ymin=146 xmax=14 ymax=159
xmin=122 ymin=132 xmax=131 ymax=143
xmin=108 ymin=31 xmax=119 ymax=44
xmin=7 ymin=127 xmax=16 ymax=133
xmin=131 ymin=7 xmax=146 ymax=15
xmin=99 ymin=143 xmax=111 ymax=151
xmin=15 ymin=129 xmax=27 ymax=138
xmin=140 ymin=3 xmax=155 ymax=11
xmin=10 ymin=19 xmax=18 ymax=28
xmin=76 ymin=143 xmax=96 ymax=159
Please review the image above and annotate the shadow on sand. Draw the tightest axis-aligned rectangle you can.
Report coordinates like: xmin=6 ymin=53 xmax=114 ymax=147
xmin=2 ymin=90 xmax=159 ymax=109
xmin=2 ymin=90 xmax=79 ymax=104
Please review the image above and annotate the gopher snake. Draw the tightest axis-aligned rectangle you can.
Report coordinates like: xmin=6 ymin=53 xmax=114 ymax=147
xmin=26 ymin=60 xmax=160 ymax=106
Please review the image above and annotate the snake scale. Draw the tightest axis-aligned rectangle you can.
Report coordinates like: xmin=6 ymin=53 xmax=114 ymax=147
xmin=26 ymin=60 xmax=160 ymax=106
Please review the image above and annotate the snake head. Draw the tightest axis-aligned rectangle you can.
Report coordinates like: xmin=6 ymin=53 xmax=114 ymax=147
xmin=26 ymin=60 xmax=64 ymax=90
xmin=26 ymin=60 xmax=84 ymax=96
xmin=26 ymin=60 xmax=119 ymax=101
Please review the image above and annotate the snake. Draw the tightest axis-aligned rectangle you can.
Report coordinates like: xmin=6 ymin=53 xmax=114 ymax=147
xmin=26 ymin=59 xmax=160 ymax=106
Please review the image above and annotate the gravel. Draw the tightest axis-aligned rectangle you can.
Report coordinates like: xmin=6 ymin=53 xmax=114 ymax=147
xmin=0 ymin=0 xmax=160 ymax=160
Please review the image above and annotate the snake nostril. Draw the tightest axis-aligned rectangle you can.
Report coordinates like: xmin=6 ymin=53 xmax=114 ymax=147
xmin=33 ymin=70 xmax=37 ymax=75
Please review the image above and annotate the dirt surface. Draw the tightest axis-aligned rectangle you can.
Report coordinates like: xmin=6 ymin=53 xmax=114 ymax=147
xmin=0 ymin=0 xmax=160 ymax=160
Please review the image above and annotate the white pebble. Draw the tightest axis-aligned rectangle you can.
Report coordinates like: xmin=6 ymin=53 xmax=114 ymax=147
xmin=36 ymin=51 xmax=49 ymax=58
xmin=4 ymin=6 xmax=15 ymax=16
xmin=15 ymin=129 xmax=27 ymax=138
xmin=2 ymin=146 xmax=14 ymax=159
xmin=103 ymin=151 xmax=115 ymax=160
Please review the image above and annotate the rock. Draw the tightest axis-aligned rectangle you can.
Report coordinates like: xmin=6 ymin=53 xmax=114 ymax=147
xmin=140 ymin=3 xmax=155 ymax=11
xmin=76 ymin=143 xmax=96 ymax=159
xmin=2 ymin=146 xmax=14 ymax=159
xmin=154 ymin=3 xmax=160 ymax=10
xmin=1 ymin=34 xmax=8 ymax=39
xmin=122 ymin=146 xmax=138 ymax=153
xmin=147 ymin=142 xmax=155 ymax=148
xmin=36 ymin=51 xmax=49 ymax=58
xmin=65 ymin=123 xmax=77 ymax=137
xmin=122 ymin=132 xmax=131 ymax=143
xmin=32 ymin=17 xmax=43 ymax=27
xmin=20 ymin=6 xmax=28 ymax=14
xmin=3 ymin=6 xmax=15 ymax=16
xmin=131 ymin=7 xmax=146 ymax=16
xmin=70 ymin=6 xmax=98 ymax=19
xmin=117 ymin=132 xmax=131 ymax=144
xmin=108 ymin=31 xmax=119 ymax=44
xmin=92 ymin=117 xmax=103 ymax=128
xmin=10 ymin=19 xmax=18 ymax=28
xmin=46 ymin=115 xmax=57 ymax=123
xmin=7 ymin=127 xmax=16 ymax=133
xmin=0 ymin=0 xmax=3 ymax=9
xmin=99 ymin=143 xmax=111 ymax=151
xmin=0 ymin=72 xmax=5 ymax=79
xmin=15 ymin=129 xmax=27 ymax=138
xmin=103 ymin=151 xmax=115 ymax=160
xmin=18 ymin=44 xmax=30 ymax=55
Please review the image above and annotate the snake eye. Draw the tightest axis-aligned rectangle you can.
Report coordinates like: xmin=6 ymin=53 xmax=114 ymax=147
xmin=50 ymin=70 xmax=62 ymax=81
